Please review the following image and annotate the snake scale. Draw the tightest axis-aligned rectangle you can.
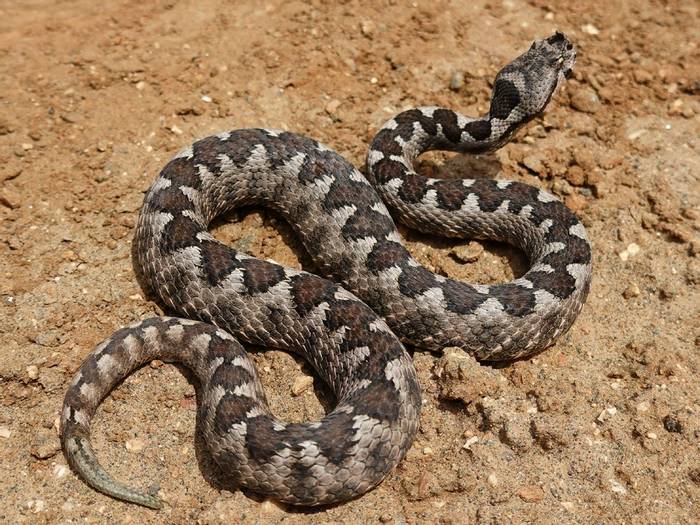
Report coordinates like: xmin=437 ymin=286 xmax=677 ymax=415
xmin=60 ymin=32 xmax=591 ymax=508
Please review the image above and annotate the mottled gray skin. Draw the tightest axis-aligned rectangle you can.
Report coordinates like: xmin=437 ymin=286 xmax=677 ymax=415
xmin=61 ymin=32 xmax=590 ymax=510
xmin=366 ymin=32 xmax=587 ymax=358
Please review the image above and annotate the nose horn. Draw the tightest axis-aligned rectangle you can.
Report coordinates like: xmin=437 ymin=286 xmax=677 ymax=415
xmin=546 ymin=32 xmax=566 ymax=44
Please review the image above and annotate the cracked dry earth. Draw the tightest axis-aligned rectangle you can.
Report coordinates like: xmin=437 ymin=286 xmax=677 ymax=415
xmin=0 ymin=1 xmax=698 ymax=524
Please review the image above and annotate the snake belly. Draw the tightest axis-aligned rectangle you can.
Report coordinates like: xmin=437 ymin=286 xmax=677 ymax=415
xmin=60 ymin=32 xmax=591 ymax=509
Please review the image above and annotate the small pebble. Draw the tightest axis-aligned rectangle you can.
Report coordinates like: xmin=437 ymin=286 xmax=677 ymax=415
xmin=26 ymin=365 xmax=40 ymax=380
xmin=27 ymin=499 xmax=46 ymax=513
xmin=0 ymin=426 xmax=10 ymax=438
xmin=659 ymin=284 xmax=677 ymax=300
xmin=668 ymin=99 xmax=684 ymax=116
xmin=416 ymin=471 xmax=441 ymax=499
xmin=627 ymin=129 xmax=647 ymax=141
xmin=0 ymin=117 xmax=14 ymax=135
xmin=201 ymin=95 xmax=212 ymax=103
xmin=487 ymin=473 xmax=499 ymax=487
xmin=135 ymin=81 xmax=146 ymax=90
xmin=451 ymin=241 xmax=484 ymax=263
xmin=435 ymin=348 xmax=501 ymax=402
xmin=125 ymin=438 xmax=146 ymax=453
xmin=633 ymin=69 xmax=653 ymax=84
xmin=586 ymin=170 xmax=603 ymax=186
xmin=449 ymin=72 xmax=464 ymax=91
xmin=597 ymin=406 xmax=617 ymax=423
xmin=597 ymin=152 xmax=623 ymax=170
xmin=291 ymin=375 xmax=314 ymax=396
xmin=689 ymin=469 xmax=700 ymax=485
xmin=169 ymin=125 xmax=183 ymax=135
xmin=462 ymin=436 xmax=479 ymax=450
xmin=641 ymin=212 xmax=659 ymax=229
xmin=618 ymin=243 xmax=640 ymax=262
xmin=636 ymin=401 xmax=650 ymax=413
xmin=663 ymin=415 xmax=683 ymax=433
xmin=518 ymin=485 xmax=545 ymax=502
xmin=61 ymin=112 xmax=81 ymax=124
xmin=0 ymin=186 xmax=21 ymax=209
xmin=581 ymin=23 xmax=600 ymax=35
xmin=30 ymin=431 xmax=61 ymax=459
xmin=570 ymin=88 xmax=601 ymax=113
xmin=610 ymin=479 xmax=627 ymax=495
xmin=360 ymin=20 xmax=375 ymax=37
xmin=522 ymin=154 xmax=546 ymax=174
xmin=689 ymin=240 xmax=700 ymax=258
xmin=325 ymin=99 xmax=341 ymax=115
xmin=53 ymin=463 xmax=69 ymax=478
xmin=573 ymin=148 xmax=595 ymax=170
xmin=552 ymin=179 xmax=572 ymax=196
xmin=564 ymin=166 xmax=586 ymax=186
xmin=622 ymin=283 xmax=640 ymax=299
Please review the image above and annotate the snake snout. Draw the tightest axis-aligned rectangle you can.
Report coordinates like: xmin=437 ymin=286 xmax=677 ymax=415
xmin=546 ymin=31 xmax=566 ymax=45
xmin=542 ymin=32 xmax=576 ymax=85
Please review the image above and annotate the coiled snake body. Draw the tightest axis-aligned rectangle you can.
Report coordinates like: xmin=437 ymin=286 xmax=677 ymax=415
xmin=61 ymin=33 xmax=590 ymax=508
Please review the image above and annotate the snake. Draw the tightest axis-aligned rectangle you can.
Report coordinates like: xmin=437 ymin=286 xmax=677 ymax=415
xmin=60 ymin=32 xmax=590 ymax=509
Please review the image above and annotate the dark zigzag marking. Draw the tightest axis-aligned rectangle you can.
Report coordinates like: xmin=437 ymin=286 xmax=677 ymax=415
xmin=490 ymin=78 xmax=521 ymax=120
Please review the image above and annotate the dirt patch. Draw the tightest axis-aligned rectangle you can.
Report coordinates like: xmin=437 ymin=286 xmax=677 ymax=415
xmin=1 ymin=1 xmax=698 ymax=523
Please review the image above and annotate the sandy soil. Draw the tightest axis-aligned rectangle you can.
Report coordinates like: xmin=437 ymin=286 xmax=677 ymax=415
xmin=1 ymin=1 xmax=698 ymax=523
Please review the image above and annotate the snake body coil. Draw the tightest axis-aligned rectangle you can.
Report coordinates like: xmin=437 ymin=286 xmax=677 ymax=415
xmin=61 ymin=33 xmax=590 ymax=508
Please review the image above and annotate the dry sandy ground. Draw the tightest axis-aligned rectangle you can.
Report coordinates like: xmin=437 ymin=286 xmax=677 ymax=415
xmin=1 ymin=1 xmax=698 ymax=523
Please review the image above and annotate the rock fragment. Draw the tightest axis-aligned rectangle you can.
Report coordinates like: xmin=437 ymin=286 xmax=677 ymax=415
xmin=518 ymin=485 xmax=545 ymax=502
xmin=433 ymin=348 xmax=501 ymax=402
xmin=450 ymin=241 xmax=484 ymax=263
xmin=570 ymin=87 xmax=601 ymax=113
xmin=291 ymin=374 xmax=314 ymax=396
xmin=449 ymin=72 xmax=464 ymax=91
xmin=30 ymin=431 xmax=61 ymax=460
xmin=0 ymin=186 xmax=21 ymax=209
xmin=125 ymin=438 xmax=146 ymax=453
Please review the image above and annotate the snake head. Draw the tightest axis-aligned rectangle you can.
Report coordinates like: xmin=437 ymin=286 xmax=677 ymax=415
xmin=489 ymin=32 xmax=576 ymax=126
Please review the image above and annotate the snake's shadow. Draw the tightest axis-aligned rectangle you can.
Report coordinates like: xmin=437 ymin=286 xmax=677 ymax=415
xmin=415 ymin=149 xmax=502 ymax=181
